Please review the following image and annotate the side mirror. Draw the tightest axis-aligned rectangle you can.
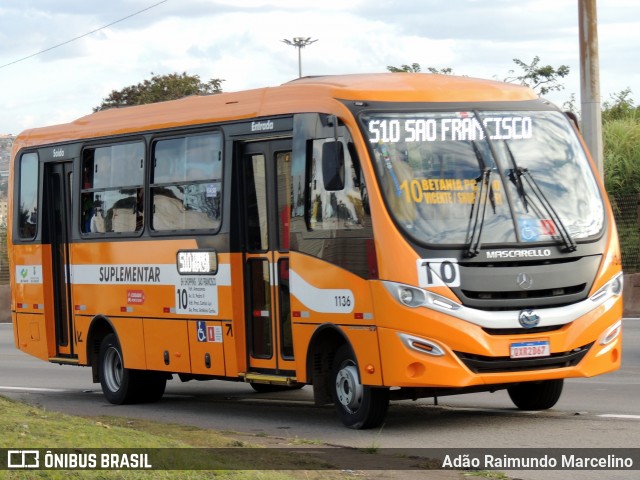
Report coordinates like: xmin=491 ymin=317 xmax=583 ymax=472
xmin=322 ymin=141 xmax=344 ymax=191
xmin=564 ymin=111 xmax=580 ymax=132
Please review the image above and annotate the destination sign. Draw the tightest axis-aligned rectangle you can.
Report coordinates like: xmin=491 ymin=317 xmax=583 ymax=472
xmin=369 ymin=116 xmax=533 ymax=143
xmin=176 ymin=250 xmax=218 ymax=275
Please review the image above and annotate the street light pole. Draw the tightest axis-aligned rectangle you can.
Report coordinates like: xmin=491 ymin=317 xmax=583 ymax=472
xmin=282 ymin=37 xmax=318 ymax=78
xmin=579 ymin=0 xmax=603 ymax=177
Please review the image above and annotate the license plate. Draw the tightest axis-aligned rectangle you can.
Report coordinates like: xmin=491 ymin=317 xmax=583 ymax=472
xmin=510 ymin=340 xmax=550 ymax=359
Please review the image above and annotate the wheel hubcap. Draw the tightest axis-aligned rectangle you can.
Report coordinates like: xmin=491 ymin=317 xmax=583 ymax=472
xmin=103 ymin=346 xmax=123 ymax=393
xmin=335 ymin=363 xmax=363 ymax=413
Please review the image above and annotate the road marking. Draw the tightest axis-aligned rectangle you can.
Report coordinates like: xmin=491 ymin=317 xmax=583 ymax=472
xmin=441 ymin=405 xmax=640 ymax=420
xmin=0 ymin=385 xmax=67 ymax=393
xmin=598 ymin=414 xmax=640 ymax=420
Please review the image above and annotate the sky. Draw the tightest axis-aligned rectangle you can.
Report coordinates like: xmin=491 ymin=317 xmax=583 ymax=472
xmin=1 ymin=0 xmax=639 ymax=135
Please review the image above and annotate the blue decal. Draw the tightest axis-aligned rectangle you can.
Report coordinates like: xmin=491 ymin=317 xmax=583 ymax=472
xmin=518 ymin=219 xmax=540 ymax=242
xmin=196 ymin=321 xmax=207 ymax=342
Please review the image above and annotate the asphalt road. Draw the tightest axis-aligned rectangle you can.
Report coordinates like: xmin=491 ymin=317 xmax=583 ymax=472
xmin=1 ymin=319 xmax=639 ymax=480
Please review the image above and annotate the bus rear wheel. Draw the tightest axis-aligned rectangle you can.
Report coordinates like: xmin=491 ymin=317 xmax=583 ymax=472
xmin=331 ymin=345 xmax=389 ymax=429
xmin=507 ymin=379 xmax=564 ymax=410
xmin=98 ymin=333 xmax=166 ymax=404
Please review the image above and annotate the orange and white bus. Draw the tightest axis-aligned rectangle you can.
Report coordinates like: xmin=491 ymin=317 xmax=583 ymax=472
xmin=9 ymin=73 xmax=623 ymax=428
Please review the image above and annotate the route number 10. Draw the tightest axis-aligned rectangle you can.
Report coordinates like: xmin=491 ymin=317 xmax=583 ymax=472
xmin=417 ymin=258 xmax=461 ymax=287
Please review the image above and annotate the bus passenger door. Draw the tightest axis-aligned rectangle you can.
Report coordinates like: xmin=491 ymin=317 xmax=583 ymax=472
xmin=241 ymin=139 xmax=296 ymax=378
xmin=44 ymin=162 xmax=76 ymax=358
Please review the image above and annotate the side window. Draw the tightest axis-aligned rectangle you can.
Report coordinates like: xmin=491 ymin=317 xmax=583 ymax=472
xmin=18 ymin=153 xmax=39 ymax=239
xmin=81 ymin=141 xmax=145 ymax=234
xmin=276 ymin=151 xmax=292 ymax=251
xmin=151 ymin=132 xmax=222 ymax=232
xmin=308 ymin=137 xmax=365 ymax=231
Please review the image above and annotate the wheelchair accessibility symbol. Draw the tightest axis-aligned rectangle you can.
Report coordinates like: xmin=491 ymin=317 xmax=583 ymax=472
xmin=518 ymin=219 xmax=540 ymax=242
xmin=197 ymin=321 xmax=207 ymax=342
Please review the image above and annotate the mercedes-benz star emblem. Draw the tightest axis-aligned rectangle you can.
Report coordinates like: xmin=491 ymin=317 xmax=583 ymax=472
xmin=519 ymin=309 xmax=540 ymax=328
xmin=516 ymin=272 xmax=533 ymax=290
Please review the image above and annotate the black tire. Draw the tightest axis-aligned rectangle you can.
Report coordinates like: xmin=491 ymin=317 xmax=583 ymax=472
xmin=507 ymin=379 xmax=564 ymax=410
xmin=136 ymin=371 xmax=167 ymax=403
xmin=98 ymin=333 xmax=166 ymax=404
xmin=250 ymin=383 xmax=304 ymax=393
xmin=331 ymin=345 xmax=389 ymax=429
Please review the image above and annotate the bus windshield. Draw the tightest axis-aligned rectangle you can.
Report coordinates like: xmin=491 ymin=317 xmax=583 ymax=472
xmin=363 ymin=110 xmax=604 ymax=248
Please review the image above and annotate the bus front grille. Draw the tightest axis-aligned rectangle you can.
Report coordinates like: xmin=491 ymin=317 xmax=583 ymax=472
xmin=454 ymin=343 xmax=593 ymax=374
xmin=461 ymin=283 xmax=586 ymax=302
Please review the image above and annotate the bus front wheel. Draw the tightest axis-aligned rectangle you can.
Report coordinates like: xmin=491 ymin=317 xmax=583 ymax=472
xmin=507 ymin=379 xmax=564 ymax=410
xmin=331 ymin=345 xmax=389 ymax=429
xmin=98 ymin=333 xmax=166 ymax=404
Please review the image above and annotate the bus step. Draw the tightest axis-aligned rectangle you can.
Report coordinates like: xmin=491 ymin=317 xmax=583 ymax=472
xmin=242 ymin=373 xmax=297 ymax=386
xmin=48 ymin=357 xmax=79 ymax=365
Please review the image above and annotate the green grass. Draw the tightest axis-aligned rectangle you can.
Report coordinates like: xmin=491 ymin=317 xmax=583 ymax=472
xmin=604 ymin=118 xmax=640 ymax=195
xmin=603 ymin=116 xmax=640 ymax=272
xmin=0 ymin=396 xmax=341 ymax=479
xmin=463 ymin=472 xmax=510 ymax=479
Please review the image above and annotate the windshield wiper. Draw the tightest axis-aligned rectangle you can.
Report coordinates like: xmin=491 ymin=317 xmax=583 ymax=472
xmin=472 ymin=141 xmax=496 ymax=214
xmin=465 ymin=167 xmax=492 ymax=258
xmin=503 ymin=142 xmax=576 ymax=252
xmin=513 ymin=165 xmax=577 ymax=252
xmin=504 ymin=143 xmax=529 ymax=213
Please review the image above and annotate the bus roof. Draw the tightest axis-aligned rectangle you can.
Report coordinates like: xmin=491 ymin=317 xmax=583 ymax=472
xmin=14 ymin=73 xmax=537 ymax=149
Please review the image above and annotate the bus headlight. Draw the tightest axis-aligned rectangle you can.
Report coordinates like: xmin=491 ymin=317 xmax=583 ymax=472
xmin=383 ymin=281 xmax=461 ymax=311
xmin=590 ymin=272 xmax=624 ymax=303
xmin=391 ymin=284 xmax=426 ymax=308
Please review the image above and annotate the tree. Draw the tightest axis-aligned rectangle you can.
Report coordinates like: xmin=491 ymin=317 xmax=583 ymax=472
xmin=504 ymin=56 xmax=569 ymax=95
xmin=94 ymin=72 xmax=224 ymax=111
xmin=387 ymin=63 xmax=421 ymax=73
xmin=387 ymin=63 xmax=454 ymax=75
xmin=602 ymin=88 xmax=638 ymax=122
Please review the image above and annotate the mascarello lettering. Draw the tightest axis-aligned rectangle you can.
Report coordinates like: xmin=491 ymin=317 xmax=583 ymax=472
xmin=486 ymin=249 xmax=552 ymax=259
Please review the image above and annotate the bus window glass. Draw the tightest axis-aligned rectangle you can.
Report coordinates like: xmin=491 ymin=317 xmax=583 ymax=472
xmin=81 ymin=141 xmax=145 ymax=234
xmin=244 ymin=153 xmax=268 ymax=251
xmin=249 ymin=259 xmax=272 ymax=358
xmin=18 ymin=152 xmax=39 ymax=239
xmin=276 ymin=151 xmax=292 ymax=251
xmin=363 ymin=111 xmax=604 ymax=246
xmin=308 ymin=137 xmax=365 ymax=232
xmin=151 ymin=132 xmax=222 ymax=232
xmin=90 ymin=142 xmax=144 ymax=189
